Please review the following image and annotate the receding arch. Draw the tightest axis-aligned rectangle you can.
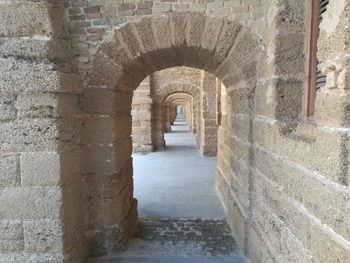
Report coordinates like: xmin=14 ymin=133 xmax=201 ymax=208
xmin=163 ymin=93 xmax=195 ymax=133
xmin=152 ymin=82 xmax=200 ymax=149
xmin=83 ymin=12 xmax=259 ymax=256
xmin=88 ymin=12 xmax=257 ymax=91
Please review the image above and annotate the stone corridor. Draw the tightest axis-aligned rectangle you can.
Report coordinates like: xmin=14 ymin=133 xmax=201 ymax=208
xmin=88 ymin=115 xmax=246 ymax=263
xmin=133 ymin=115 xmax=224 ymax=219
xmin=1 ymin=1 xmax=350 ymax=262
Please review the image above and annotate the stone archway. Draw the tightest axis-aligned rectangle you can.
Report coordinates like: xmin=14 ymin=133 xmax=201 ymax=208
xmin=2 ymin=1 xmax=349 ymax=262
xmin=163 ymin=93 xmax=194 ymax=133
xmin=153 ymin=81 xmax=200 ymax=149
xmin=84 ymin=12 xmax=258 ymax=257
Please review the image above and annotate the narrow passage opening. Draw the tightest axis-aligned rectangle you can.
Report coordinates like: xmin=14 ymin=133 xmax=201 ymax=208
xmin=111 ymin=67 xmax=247 ymax=262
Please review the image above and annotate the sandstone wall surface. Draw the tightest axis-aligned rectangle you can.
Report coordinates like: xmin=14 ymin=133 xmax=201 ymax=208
xmin=0 ymin=0 xmax=349 ymax=263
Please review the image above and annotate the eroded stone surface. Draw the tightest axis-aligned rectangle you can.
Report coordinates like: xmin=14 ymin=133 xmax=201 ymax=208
xmin=0 ymin=1 xmax=349 ymax=263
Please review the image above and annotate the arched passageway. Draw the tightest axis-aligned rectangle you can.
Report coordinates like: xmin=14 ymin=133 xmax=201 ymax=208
xmin=133 ymin=113 xmax=224 ymax=219
xmin=127 ymin=64 xmax=238 ymax=260
xmin=131 ymin=80 xmax=222 ymax=214
xmin=85 ymin=13 xmax=257 ymax=260
xmin=128 ymin=75 xmax=240 ymax=260
xmin=2 ymin=2 xmax=349 ymax=263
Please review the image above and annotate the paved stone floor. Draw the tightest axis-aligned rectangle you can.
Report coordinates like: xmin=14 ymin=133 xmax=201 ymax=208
xmin=125 ymin=218 xmax=241 ymax=256
xmin=132 ymin=116 xmax=225 ymax=219
xmin=89 ymin=218 xmax=246 ymax=263
xmin=88 ymin=116 xmax=246 ymax=262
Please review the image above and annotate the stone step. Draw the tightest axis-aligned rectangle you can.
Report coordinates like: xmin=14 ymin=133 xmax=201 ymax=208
xmin=88 ymin=255 xmax=247 ymax=263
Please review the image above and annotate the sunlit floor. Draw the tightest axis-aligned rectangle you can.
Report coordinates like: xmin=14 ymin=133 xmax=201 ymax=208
xmin=133 ymin=115 xmax=225 ymax=219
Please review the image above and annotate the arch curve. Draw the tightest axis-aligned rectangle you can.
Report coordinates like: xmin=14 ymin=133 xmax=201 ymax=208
xmin=88 ymin=12 xmax=258 ymax=92
xmin=83 ymin=11 xmax=259 ymax=256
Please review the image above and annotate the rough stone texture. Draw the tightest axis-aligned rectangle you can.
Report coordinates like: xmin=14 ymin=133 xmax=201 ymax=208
xmin=132 ymin=77 xmax=153 ymax=152
xmin=1 ymin=1 xmax=350 ymax=263
xmin=197 ymin=71 xmax=218 ymax=157
xmin=0 ymin=154 xmax=20 ymax=187
xmin=0 ymin=220 xmax=23 ymax=252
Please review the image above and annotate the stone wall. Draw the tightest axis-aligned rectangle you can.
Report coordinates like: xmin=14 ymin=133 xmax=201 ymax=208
xmin=1 ymin=1 xmax=350 ymax=263
xmin=216 ymin=1 xmax=350 ymax=262
xmin=197 ymin=71 xmax=218 ymax=156
xmin=0 ymin=1 xmax=86 ymax=262
xmin=132 ymin=77 xmax=153 ymax=152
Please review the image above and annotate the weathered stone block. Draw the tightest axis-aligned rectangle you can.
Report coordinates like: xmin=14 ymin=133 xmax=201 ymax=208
xmin=245 ymin=225 xmax=278 ymax=263
xmin=197 ymin=17 xmax=223 ymax=67
xmin=227 ymin=31 xmax=257 ymax=68
xmin=81 ymin=88 xmax=132 ymax=115
xmin=0 ymin=59 xmax=81 ymax=94
xmin=283 ymin=125 xmax=345 ymax=185
xmin=0 ymin=220 xmax=23 ymax=252
xmin=253 ymin=173 xmax=350 ymax=263
xmin=16 ymin=94 xmax=79 ymax=119
xmin=255 ymin=145 xmax=350 ymax=240
xmin=252 ymin=118 xmax=284 ymax=154
xmin=0 ymin=95 xmax=17 ymax=121
xmin=0 ymin=38 xmax=71 ymax=62
xmin=0 ymin=187 xmax=61 ymax=219
xmin=0 ymin=119 xmax=58 ymax=152
xmin=227 ymin=114 xmax=251 ymax=141
xmin=82 ymin=141 xmax=131 ymax=176
xmin=153 ymin=2 xmax=172 ymax=12
xmin=23 ymin=220 xmax=63 ymax=252
xmin=274 ymin=32 xmax=305 ymax=76
xmin=279 ymin=228 xmax=315 ymax=263
xmin=134 ymin=18 xmax=157 ymax=54
xmin=272 ymin=0 xmax=304 ymax=33
xmin=206 ymin=21 xmax=241 ymax=72
xmin=0 ymin=252 xmax=65 ymax=263
xmin=81 ymin=116 xmax=117 ymax=145
xmin=227 ymin=88 xmax=251 ymax=114
xmin=216 ymin=173 xmax=247 ymax=249
xmin=0 ymin=2 xmax=52 ymax=37
xmin=21 ymin=152 xmax=61 ymax=187
xmin=315 ymin=90 xmax=350 ymax=127
xmin=254 ymin=79 xmax=277 ymax=119
xmin=187 ymin=13 xmax=206 ymax=48
xmin=0 ymin=154 xmax=20 ymax=188
xmin=252 ymin=203 xmax=284 ymax=257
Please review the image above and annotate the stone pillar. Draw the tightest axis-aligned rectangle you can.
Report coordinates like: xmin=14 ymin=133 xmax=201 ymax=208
xmin=164 ymin=105 xmax=172 ymax=132
xmin=152 ymin=102 xmax=166 ymax=150
xmin=0 ymin=1 xmax=86 ymax=262
xmin=192 ymin=97 xmax=197 ymax=133
xmin=216 ymin=79 xmax=222 ymax=126
xmin=170 ymin=106 xmax=177 ymax=124
xmin=81 ymin=87 xmax=137 ymax=257
xmin=186 ymin=102 xmax=192 ymax=130
xmin=198 ymin=72 xmax=218 ymax=156
xmin=132 ymin=77 xmax=153 ymax=152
